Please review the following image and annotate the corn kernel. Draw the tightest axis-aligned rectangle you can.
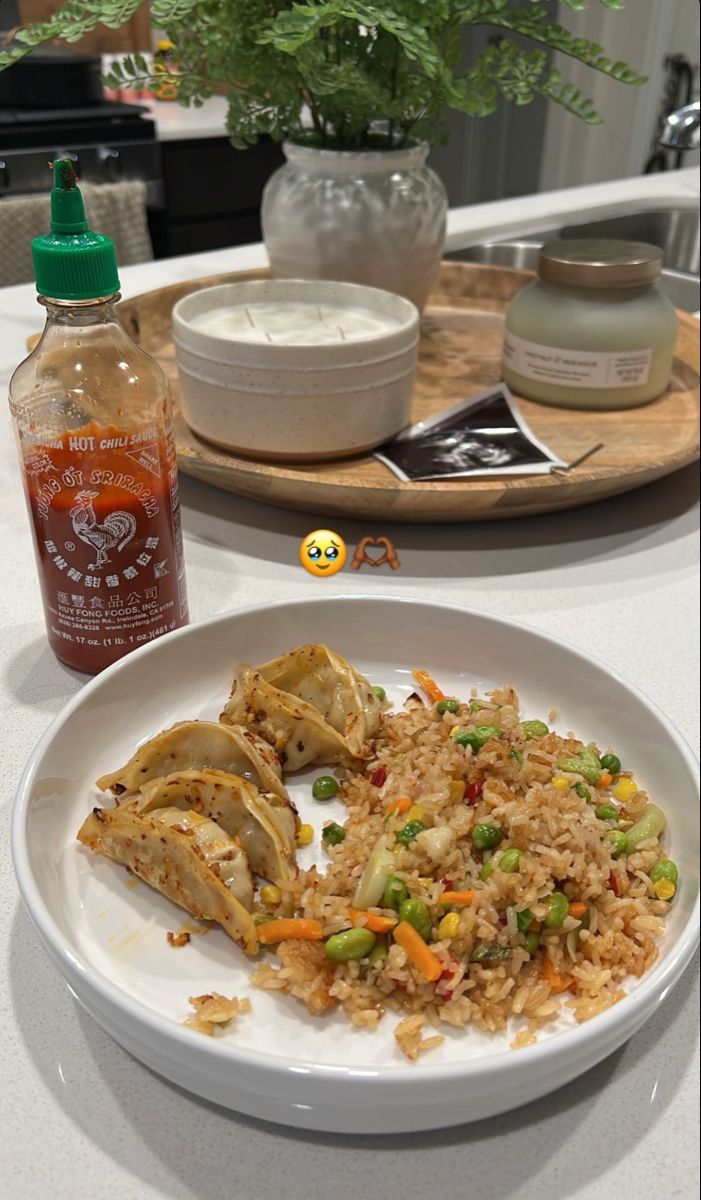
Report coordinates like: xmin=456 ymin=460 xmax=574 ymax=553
xmin=613 ymin=777 xmax=639 ymax=803
xmin=438 ymin=912 xmax=461 ymax=940
xmin=407 ymin=805 xmax=426 ymax=823
xmin=296 ymin=824 xmax=314 ymax=847
xmin=449 ymin=779 xmax=465 ymax=803
xmin=260 ymin=884 xmax=282 ymax=907
xmin=552 ymin=776 xmax=570 ymax=791
xmin=653 ymin=878 xmax=676 ymax=901
xmin=418 ymin=876 xmax=434 ymax=890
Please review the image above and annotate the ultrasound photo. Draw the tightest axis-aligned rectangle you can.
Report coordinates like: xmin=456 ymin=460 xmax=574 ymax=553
xmin=375 ymin=385 xmax=565 ymax=481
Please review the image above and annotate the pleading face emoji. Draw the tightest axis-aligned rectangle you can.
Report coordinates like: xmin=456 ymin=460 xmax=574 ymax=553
xmin=299 ymin=530 xmax=348 ymax=577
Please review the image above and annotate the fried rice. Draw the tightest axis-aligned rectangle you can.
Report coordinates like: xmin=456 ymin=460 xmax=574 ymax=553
xmin=251 ymin=684 xmax=672 ymax=1050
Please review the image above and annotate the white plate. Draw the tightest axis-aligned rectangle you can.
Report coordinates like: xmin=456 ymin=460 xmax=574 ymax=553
xmin=12 ymin=596 xmax=700 ymax=1134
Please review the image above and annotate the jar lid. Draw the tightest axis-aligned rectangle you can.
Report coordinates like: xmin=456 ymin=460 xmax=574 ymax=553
xmin=538 ymin=238 xmax=663 ymax=288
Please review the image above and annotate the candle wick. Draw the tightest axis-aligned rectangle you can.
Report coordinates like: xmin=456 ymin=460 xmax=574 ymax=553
xmin=264 ymin=330 xmax=274 ymax=343
xmin=316 ymin=306 xmax=324 ymax=321
xmin=336 ymin=326 xmax=347 ymax=341
xmin=244 ymin=307 xmax=256 ymax=328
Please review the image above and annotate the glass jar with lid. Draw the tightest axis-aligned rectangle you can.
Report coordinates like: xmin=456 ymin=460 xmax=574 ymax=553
xmin=502 ymin=239 xmax=677 ymax=409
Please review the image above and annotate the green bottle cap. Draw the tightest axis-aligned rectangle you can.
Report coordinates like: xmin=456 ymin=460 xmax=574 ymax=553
xmin=31 ymin=159 xmax=121 ymax=301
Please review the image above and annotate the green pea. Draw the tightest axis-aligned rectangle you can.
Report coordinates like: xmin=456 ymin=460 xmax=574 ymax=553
xmin=498 ymin=848 xmax=522 ymax=873
xmin=436 ymin=697 xmax=460 ymax=715
xmin=600 ymin=753 xmax=621 ymax=775
xmin=522 ymin=720 xmax=549 ymax=738
xmin=515 ymin=907 xmax=533 ymax=932
xmin=480 ymin=860 xmax=494 ymax=882
xmin=383 ymin=874 xmax=409 ymax=911
xmin=325 ymin=928 xmax=377 ymax=962
xmin=524 ymin=931 xmax=540 ymax=955
xmin=396 ymin=819 xmax=426 ymax=845
xmin=398 ymin=898 xmax=432 ymax=941
xmin=607 ymin=829 xmax=627 ymax=859
xmin=470 ymin=700 xmax=489 ymax=713
xmin=574 ymin=783 xmax=592 ymax=803
xmin=372 ymin=685 xmax=386 ymax=702
xmin=368 ymin=935 xmax=388 ymax=964
xmin=472 ymin=823 xmax=503 ymax=851
xmin=595 ymin=803 xmax=619 ymax=822
xmin=649 ymin=860 xmax=679 ymax=886
xmin=252 ymin=912 xmax=274 ymax=926
xmin=312 ymin=774 xmax=339 ymax=801
xmin=455 ymin=725 xmax=501 ymax=752
xmin=624 ymin=804 xmax=666 ymax=854
xmin=511 ymin=749 xmax=524 ymax=764
xmin=321 ymin=822 xmax=346 ymax=846
xmin=543 ymin=892 xmax=569 ymax=929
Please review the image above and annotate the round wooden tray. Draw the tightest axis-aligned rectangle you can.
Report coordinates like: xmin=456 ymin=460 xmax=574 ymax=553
xmin=118 ymin=262 xmax=700 ymax=523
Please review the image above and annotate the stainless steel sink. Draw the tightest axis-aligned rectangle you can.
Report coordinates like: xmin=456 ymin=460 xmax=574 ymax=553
xmin=448 ymin=207 xmax=700 ymax=313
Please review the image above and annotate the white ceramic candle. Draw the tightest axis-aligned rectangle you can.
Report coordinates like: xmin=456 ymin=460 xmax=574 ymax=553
xmin=172 ymin=280 xmax=419 ymax=461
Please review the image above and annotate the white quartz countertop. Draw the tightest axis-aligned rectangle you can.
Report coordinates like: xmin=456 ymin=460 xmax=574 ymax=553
xmin=145 ymin=94 xmax=231 ymax=141
xmin=0 ymin=170 xmax=698 ymax=1200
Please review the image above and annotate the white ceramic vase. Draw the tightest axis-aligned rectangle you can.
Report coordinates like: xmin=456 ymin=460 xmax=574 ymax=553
xmin=261 ymin=142 xmax=447 ymax=311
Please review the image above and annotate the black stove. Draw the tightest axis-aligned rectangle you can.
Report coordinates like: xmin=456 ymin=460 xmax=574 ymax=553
xmin=0 ymin=99 xmax=161 ymax=201
xmin=0 ymin=101 xmax=152 ymax=146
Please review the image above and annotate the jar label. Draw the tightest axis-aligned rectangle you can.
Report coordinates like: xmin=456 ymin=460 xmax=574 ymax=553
xmin=503 ymin=332 xmax=653 ymax=389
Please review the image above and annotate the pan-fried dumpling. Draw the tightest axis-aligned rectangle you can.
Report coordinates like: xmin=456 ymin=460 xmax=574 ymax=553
xmin=129 ymin=769 xmax=297 ymax=882
xmin=96 ymin=720 xmax=286 ymax=800
xmin=220 ymin=666 xmax=353 ymax=770
xmin=77 ymin=804 xmax=258 ymax=954
xmin=257 ymin=644 xmax=382 ymax=756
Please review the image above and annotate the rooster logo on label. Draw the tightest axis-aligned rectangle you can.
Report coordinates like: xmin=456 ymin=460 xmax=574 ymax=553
xmin=69 ymin=490 xmax=137 ymax=570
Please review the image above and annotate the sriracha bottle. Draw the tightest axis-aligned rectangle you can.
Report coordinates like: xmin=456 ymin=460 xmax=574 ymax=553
xmin=9 ymin=159 xmax=189 ymax=673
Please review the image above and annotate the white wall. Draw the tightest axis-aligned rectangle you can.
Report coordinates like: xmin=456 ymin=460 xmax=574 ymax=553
xmin=539 ymin=0 xmax=700 ymax=190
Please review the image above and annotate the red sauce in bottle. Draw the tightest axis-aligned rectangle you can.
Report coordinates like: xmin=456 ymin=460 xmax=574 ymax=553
xmin=22 ymin=419 xmax=188 ymax=673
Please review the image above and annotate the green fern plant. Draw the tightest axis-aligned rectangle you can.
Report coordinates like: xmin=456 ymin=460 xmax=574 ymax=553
xmin=0 ymin=1 xmax=646 ymax=150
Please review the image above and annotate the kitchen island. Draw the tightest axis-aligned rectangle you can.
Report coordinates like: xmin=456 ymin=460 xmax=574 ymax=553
xmin=0 ymin=170 xmax=698 ymax=1200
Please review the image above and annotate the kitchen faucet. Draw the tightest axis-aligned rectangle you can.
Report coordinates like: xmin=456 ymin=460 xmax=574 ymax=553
xmin=658 ymin=100 xmax=700 ymax=151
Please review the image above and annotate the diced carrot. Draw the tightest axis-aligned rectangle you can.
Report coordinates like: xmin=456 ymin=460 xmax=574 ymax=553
xmin=386 ymin=796 xmax=412 ymax=815
xmin=568 ymin=902 xmax=588 ymax=919
xmin=542 ymin=952 xmax=575 ymax=994
xmin=350 ymin=909 xmax=397 ymax=934
xmin=257 ymin=918 xmax=324 ymax=945
xmin=393 ymin=920 xmax=443 ymax=982
xmin=412 ymin=669 xmax=446 ymax=704
xmin=598 ymin=771 xmax=613 ymax=788
xmin=440 ymin=890 xmax=476 ymax=908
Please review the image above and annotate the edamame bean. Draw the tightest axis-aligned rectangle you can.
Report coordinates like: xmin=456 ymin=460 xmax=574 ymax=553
xmin=312 ymin=775 xmax=339 ymax=801
xmin=470 ymin=700 xmax=489 ymax=712
xmin=543 ymin=892 xmax=569 ymax=928
xmin=325 ymin=928 xmax=377 ymax=962
xmin=372 ymin=685 xmax=386 ymax=702
xmin=436 ymin=698 xmax=460 ymax=714
xmin=480 ymin=860 xmax=494 ymax=881
xmin=472 ymin=823 xmax=503 ymax=851
xmin=574 ymin=783 xmax=592 ymax=803
xmin=600 ymin=753 xmax=622 ymax=775
xmin=498 ymin=848 xmax=522 ymax=873
xmin=649 ymin=860 xmax=679 ymax=886
xmin=383 ymin=874 xmax=409 ymax=911
xmin=398 ymin=898 xmax=432 ymax=941
xmin=624 ymin=804 xmax=666 ymax=853
xmin=595 ymin=802 xmax=619 ymax=822
xmin=522 ymin=720 xmax=549 ymax=738
xmin=607 ymin=829 xmax=627 ymax=859
xmin=368 ymin=936 xmax=388 ymax=964
xmin=511 ymin=749 xmax=524 ymax=764
xmin=455 ymin=725 xmax=501 ymax=752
